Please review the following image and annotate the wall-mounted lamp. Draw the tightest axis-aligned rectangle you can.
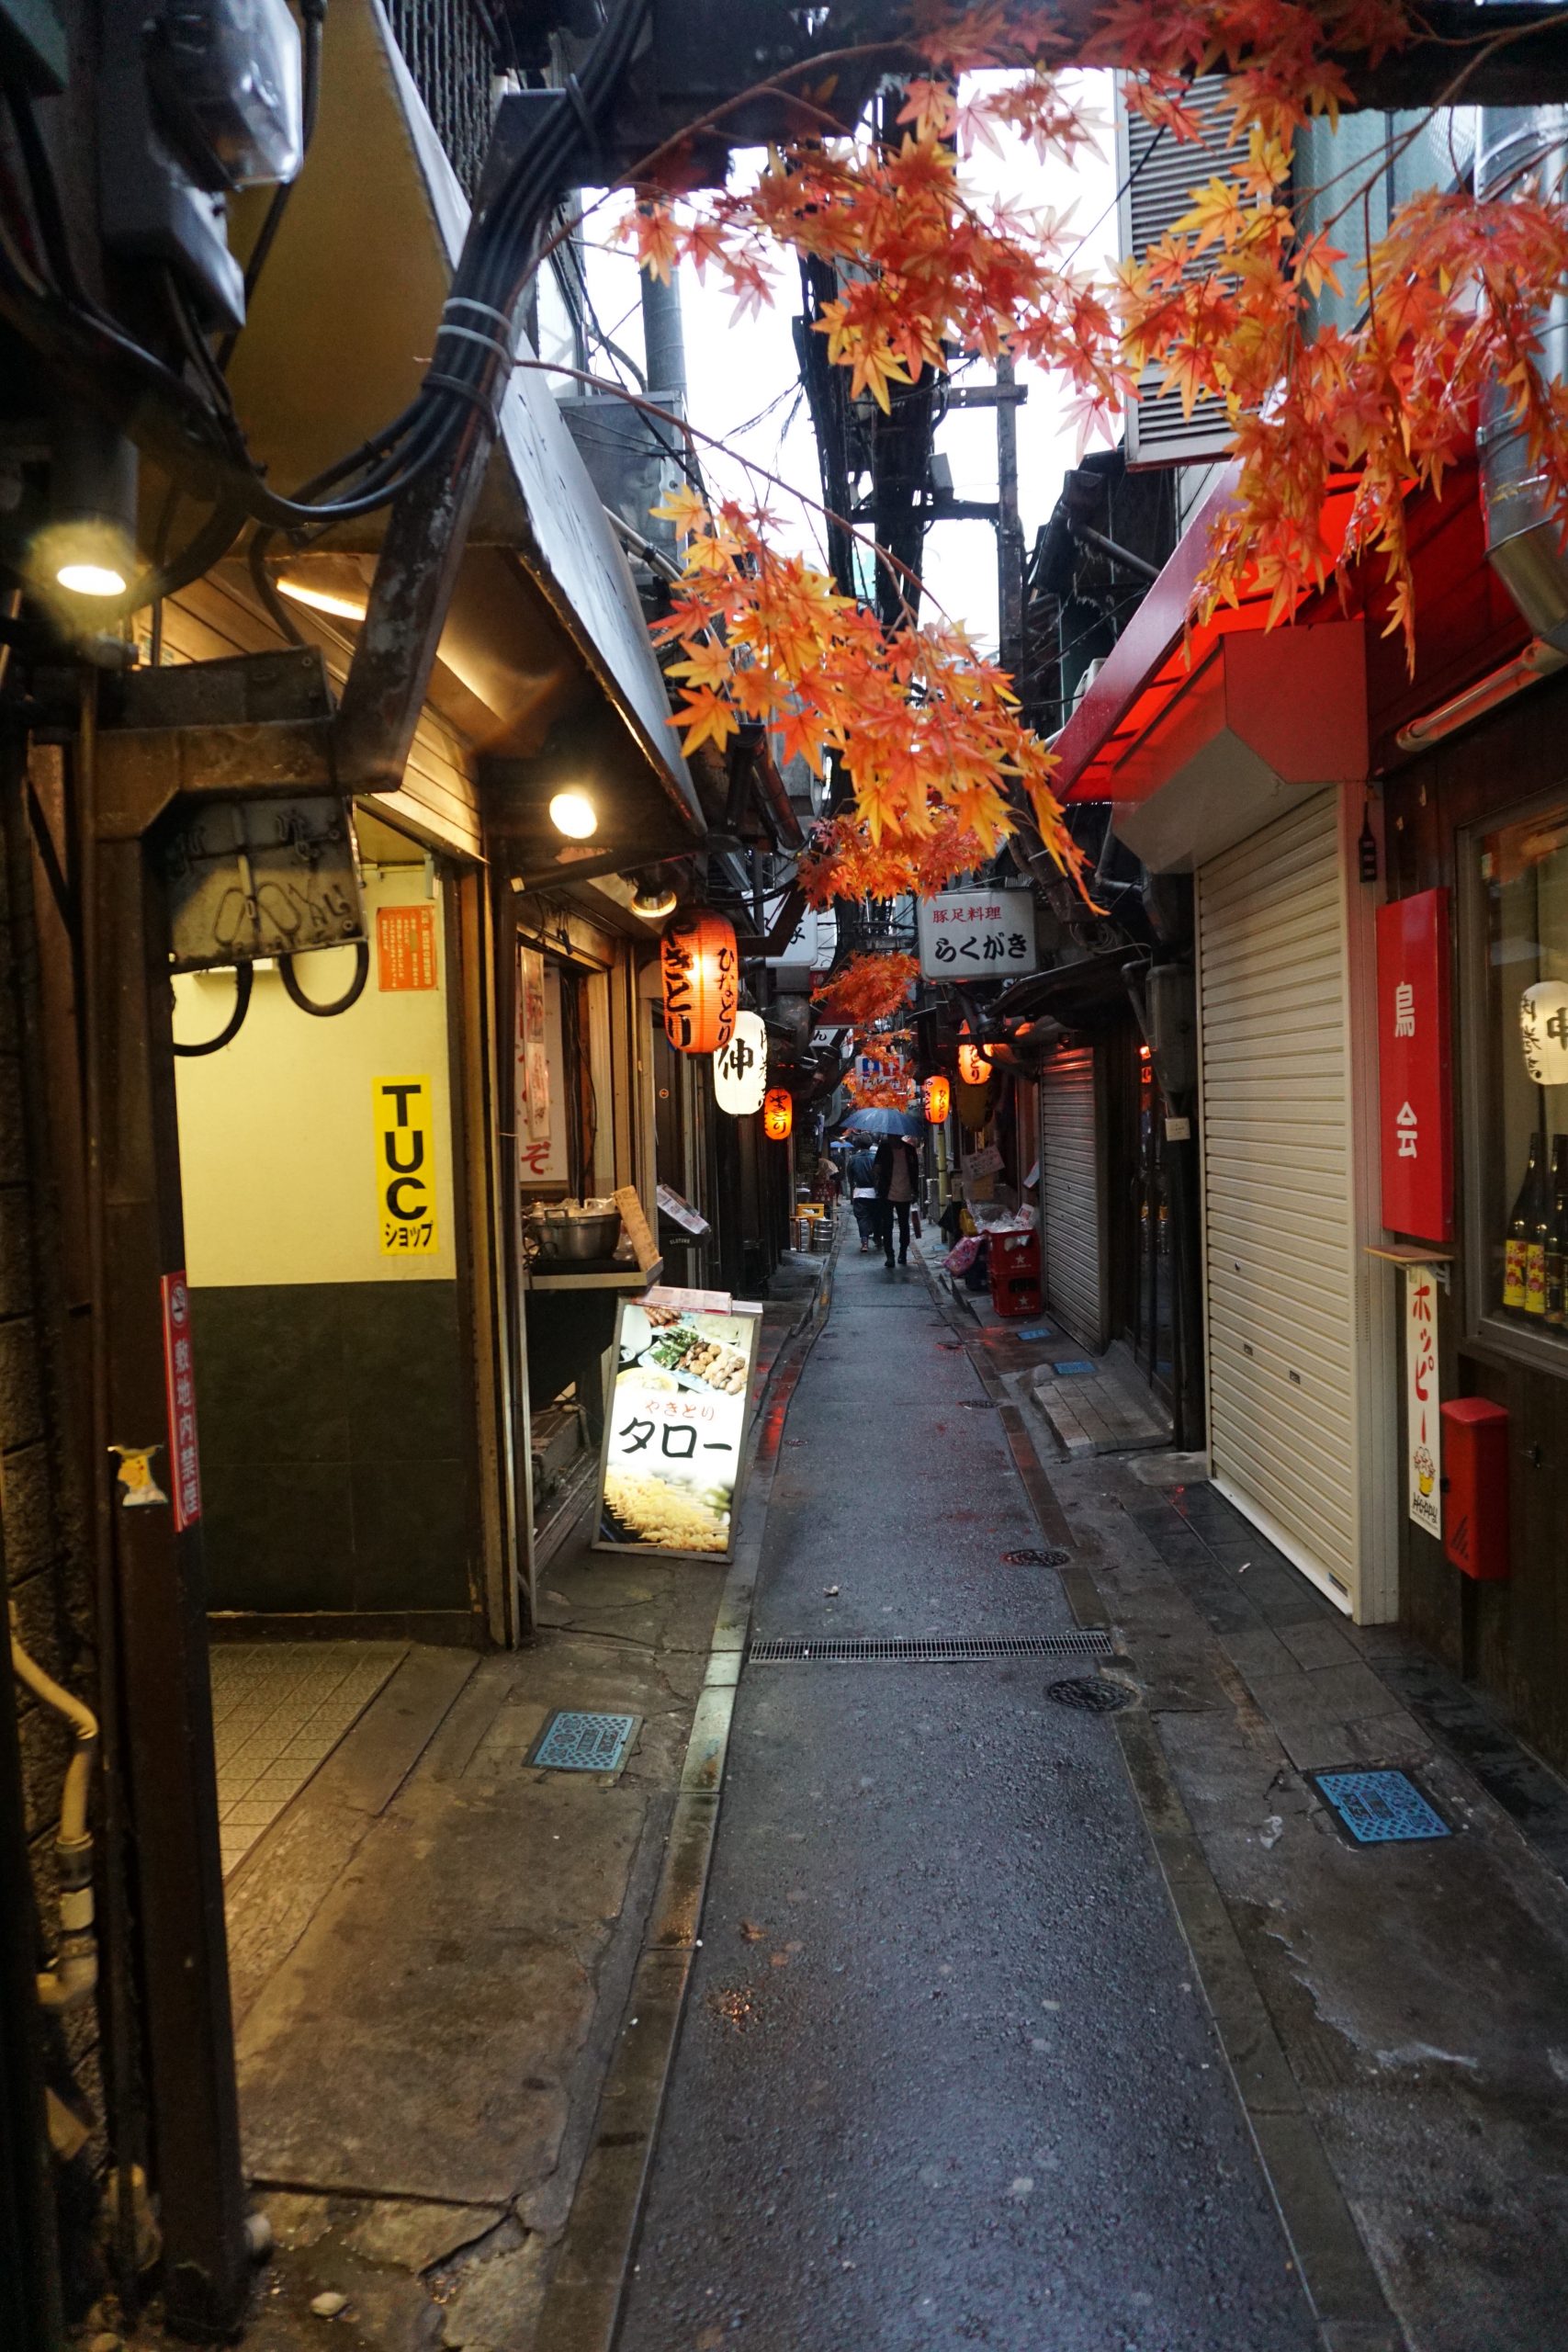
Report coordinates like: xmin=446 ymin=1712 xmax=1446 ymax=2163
xmin=631 ymin=882 xmax=678 ymax=920
xmin=548 ymin=789 xmax=598 ymax=841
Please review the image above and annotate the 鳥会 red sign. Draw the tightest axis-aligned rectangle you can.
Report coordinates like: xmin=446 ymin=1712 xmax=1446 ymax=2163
xmin=1375 ymin=888 xmax=1453 ymax=1244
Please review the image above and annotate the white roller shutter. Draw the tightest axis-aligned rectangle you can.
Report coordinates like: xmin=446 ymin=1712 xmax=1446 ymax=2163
xmin=1041 ymin=1046 xmax=1104 ymax=1349
xmin=1198 ymin=790 xmax=1382 ymax=1608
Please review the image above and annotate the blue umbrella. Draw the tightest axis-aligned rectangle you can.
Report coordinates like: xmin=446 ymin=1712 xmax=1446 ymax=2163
xmin=842 ymin=1105 xmax=921 ymax=1137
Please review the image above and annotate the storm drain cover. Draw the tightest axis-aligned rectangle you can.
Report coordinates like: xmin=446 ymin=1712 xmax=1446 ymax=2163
xmin=1311 ymin=1769 xmax=1450 ymax=1846
xmin=1001 ymin=1546 xmax=1070 ymax=1567
xmin=1052 ymin=1360 xmax=1097 ymax=1378
xmin=1046 ymin=1675 xmax=1135 ymax=1713
xmin=749 ymin=1631 xmax=1112 ymax=1666
xmin=528 ymin=1711 xmax=641 ymax=1775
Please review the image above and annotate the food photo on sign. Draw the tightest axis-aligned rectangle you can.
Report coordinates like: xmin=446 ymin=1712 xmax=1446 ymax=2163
xmin=596 ymin=1296 xmax=761 ymax=1557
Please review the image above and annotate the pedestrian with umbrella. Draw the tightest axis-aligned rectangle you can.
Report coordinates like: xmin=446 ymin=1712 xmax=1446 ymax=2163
xmin=874 ymin=1125 xmax=923 ymax=1269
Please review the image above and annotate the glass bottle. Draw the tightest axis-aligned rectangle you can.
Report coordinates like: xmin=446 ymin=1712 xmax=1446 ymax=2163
xmin=1505 ymin=1135 xmax=1548 ymax=1313
xmin=1548 ymin=1138 xmax=1568 ymax=1329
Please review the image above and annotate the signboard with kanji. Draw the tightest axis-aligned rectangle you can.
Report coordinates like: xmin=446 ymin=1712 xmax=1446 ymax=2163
xmin=917 ymin=888 xmax=1039 ymax=980
xmin=595 ymin=1297 xmax=762 ymax=1558
xmin=376 ymin=903 xmax=438 ymax=991
xmin=1404 ymin=1263 xmax=1442 ymax=1541
xmin=1375 ymin=888 xmax=1453 ymax=1244
xmin=160 ymin=1271 xmax=202 ymax=1531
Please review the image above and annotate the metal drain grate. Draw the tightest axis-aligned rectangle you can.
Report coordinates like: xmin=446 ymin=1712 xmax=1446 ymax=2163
xmin=1001 ymin=1547 xmax=1070 ymax=1567
xmin=1047 ymin=1676 xmax=1135 ymax=1713
xmin=528 ymin=1710 xmax=641 ymax=1774
xmin=748 ymin=1631 xmax=1113 ymax=1665
xmin=1311 ymin=1769 xmax=1450 ymax=1846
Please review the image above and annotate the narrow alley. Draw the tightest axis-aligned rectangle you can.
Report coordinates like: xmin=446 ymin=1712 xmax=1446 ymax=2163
xmin=618 ymin=1245 xmax=1318 ymax=2352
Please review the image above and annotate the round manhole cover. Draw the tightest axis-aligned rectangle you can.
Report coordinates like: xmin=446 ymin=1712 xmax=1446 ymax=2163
xmin=1001 ymin=1546 xmax=1069 ymax=1567
xmin=1047 ymin=1676 xmax=1135 ymax=1713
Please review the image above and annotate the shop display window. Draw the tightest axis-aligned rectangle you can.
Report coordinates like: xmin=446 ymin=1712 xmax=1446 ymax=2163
xmin=1470 ymin=792 xmax=1568 ymax=1357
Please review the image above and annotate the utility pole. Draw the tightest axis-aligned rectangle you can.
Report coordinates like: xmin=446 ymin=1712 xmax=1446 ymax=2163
xmin=995 ymin=354 xmax=1025 ymax=680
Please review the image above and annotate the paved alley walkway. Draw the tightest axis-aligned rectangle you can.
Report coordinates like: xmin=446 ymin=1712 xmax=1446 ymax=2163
xmin=617 ymin=1245 xmax=1317 ymax=2352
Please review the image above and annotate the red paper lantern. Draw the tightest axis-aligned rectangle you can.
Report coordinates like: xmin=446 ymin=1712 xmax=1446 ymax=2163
xmin=957 ymin=1039 xmax=992 ymax=1086
xmin=762 ymin=1087 xmax=793 ymax=1141
xmin=661 ymin=909 xmax=738 ymax=1054
xmin=923 ymin=1074 xmax=951 ymax=1125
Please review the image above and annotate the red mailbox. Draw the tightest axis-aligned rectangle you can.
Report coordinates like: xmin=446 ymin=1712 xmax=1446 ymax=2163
xmin=1440 ymin=1398 xmax=1510 ymax=1581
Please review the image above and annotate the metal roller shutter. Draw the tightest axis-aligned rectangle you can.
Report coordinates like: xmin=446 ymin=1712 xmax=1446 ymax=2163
xmin=1197 ymin=791 xmax=1359 ymax=1600
xmin=1041 ymin=1046 xmax=1104 ymax=1349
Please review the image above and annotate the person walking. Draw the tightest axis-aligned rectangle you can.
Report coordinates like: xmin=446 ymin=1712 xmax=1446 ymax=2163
xmin=874 ymin=1131 xmax=922 ymax=1268
xmin=847 ymin=1140 xmax=879 ymax=1252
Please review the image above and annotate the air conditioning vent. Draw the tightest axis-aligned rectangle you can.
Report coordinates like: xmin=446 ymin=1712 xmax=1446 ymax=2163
xmin=1115 ymin=74 xmax=1244 ymax=469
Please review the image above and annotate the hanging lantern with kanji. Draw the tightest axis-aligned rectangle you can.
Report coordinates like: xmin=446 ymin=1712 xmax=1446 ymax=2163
xmin=661 ymin=909 xmax=738 ymax=1055
xmin=923 ymin=1074 xmax=951 ymax=1125
xmin=956 ymin=1037 xmax=992 ymax=1086
xmin=714 ymin=1010 xmax=768 ymax=1115
xmin=762 ymin=1087 xmax=793 ymax=1141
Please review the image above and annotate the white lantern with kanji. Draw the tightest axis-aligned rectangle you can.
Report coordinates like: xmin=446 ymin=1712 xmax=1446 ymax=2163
xmin=714 ymin=1010 xmax=768 ymax=1115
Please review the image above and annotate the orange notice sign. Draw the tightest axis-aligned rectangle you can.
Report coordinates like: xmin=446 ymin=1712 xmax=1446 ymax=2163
xmin=377 ymin=904 xmax=438 ymax=991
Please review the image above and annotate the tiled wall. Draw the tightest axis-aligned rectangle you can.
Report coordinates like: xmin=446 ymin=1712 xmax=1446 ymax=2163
xmin=193 ymin=1281 xmax=473 ymax=1619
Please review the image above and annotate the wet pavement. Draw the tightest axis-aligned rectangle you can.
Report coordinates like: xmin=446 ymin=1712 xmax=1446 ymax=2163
xmin=617 ymin=1248 xmax=1317 ymax=2352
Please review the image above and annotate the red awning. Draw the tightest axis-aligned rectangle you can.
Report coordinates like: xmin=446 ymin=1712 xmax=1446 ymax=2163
xmin=1052 ymin=458 xmax=1529 ymax=805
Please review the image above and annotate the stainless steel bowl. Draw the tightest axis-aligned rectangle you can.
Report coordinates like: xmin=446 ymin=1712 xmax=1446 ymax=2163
xmin=525 ymin=1204 xmax=624 ymax=1262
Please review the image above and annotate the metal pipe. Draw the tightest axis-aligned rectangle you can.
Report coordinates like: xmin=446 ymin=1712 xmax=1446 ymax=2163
xmin=10 ymin=1611 xmax=98 ymax=2013
xmin=1394 ymin=638 xmax=1566 ymax=752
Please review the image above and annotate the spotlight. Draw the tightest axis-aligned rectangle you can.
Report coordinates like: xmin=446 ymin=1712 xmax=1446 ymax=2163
xmin=40 ymin=409 xmax=138 ymax=607
xmin=549 ymin=790 xmax=597 ymax=841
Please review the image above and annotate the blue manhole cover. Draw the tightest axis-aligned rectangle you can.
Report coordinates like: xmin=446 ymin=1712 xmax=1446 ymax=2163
xmin=529 ymin=1711 xmax=640 ymax=1775
xmin=1052 ymin=1359 xmax=1096 ymax=1377
xmin=1311 ymin=1769 xmax=1450 ymax=1846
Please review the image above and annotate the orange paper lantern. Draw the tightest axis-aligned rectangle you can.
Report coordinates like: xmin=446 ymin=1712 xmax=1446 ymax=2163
xmin=762 ymin=1087 xmax=793 ymax=1141
xmin=661 ymin=909 xmax=738 ymax=1055
xmin=923 ymin=1074 xmax=951 ymax=1125
xmin=956 ymin=1039 xmax=992 ymax=1086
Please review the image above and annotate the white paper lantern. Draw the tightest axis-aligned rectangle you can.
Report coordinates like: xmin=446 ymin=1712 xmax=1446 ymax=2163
xmin=1520 ymin=980 xmax=1568 ymax=1087
xmin=714 ymin=1010 xmax=768 ymax=1115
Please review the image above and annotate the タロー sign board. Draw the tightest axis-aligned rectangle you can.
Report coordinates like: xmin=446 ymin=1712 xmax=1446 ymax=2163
xmin=595 ymin=1290 xmax=761 ymax=1559
xmin=1375 ymin=888 xmax=1453 ymax=1244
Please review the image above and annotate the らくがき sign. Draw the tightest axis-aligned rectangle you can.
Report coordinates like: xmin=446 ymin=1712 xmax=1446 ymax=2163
xmin=1375 ymin=889 xmax=1453 ymax=1245
xmin=1405 ymin=1263 xmax=1442 ymax=1541
xmin=917 ymin=888 xmax=1039 ymax=981
xmin=596 ymin=1295 xmax=761 ymax=1559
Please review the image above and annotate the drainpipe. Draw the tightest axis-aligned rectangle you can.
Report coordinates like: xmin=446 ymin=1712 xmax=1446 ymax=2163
xmin=9 ymin=1612 xmax=97 ymax=2015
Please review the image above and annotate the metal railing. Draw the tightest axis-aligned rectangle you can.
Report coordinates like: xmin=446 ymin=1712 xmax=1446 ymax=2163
xmin=385 ymin=0 xmax=498 ymax=197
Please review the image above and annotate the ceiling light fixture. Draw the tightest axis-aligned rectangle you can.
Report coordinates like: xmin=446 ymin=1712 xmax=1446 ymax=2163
xmin=548 ymin=789 xmax=598 ymax=841
xmin=276 ymin=576 xmax=369 ymax=622
xmin=630 ymin=883 xmax=678 ymax=920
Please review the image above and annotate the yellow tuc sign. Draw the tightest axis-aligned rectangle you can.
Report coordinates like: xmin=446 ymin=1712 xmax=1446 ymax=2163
xmin=373 ymin=1077 xmax=439 ymax=1255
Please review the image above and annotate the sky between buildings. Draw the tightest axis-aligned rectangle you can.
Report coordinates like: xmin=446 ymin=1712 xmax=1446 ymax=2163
xmin=577 ymin=70 xmax=1120 ymax=659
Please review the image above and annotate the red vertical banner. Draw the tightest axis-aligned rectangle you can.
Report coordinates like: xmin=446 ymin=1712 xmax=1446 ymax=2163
xmin=1376 ymin=888 xmax=1454 ymax=1244
xmin=161 ymin=1272 xmax=202 ymax=1532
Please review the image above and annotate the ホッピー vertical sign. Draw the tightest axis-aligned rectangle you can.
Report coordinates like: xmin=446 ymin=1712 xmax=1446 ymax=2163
xmin=374 ymin=1077 xmax=439 ymax=1255
xmin=1404 ymin=1263 xmax=1441 ymax=1540
xmin=160 ymin=1271 xmax=202 ymax=1531
xmin=1375 ymin=888 xmax=1453 ymax=1244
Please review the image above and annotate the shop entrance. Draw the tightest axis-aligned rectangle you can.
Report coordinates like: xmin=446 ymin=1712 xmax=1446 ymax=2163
xmin=172 ymin=813 xmax=477 ymax=1639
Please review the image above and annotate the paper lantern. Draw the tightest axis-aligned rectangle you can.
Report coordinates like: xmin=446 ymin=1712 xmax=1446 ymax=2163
xmin=763 ymin=1087 xmax=793 ymax=1141
xmin=714 ymin=1010 xmax=767 ymax=1114
xmin=923 ymin=1074 xmax=951 ymax=1125
xmin=957 ymin=1039 xmax=992 ymax=1086
xmin=661 ymin=909 xmax=738 ymax=1055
